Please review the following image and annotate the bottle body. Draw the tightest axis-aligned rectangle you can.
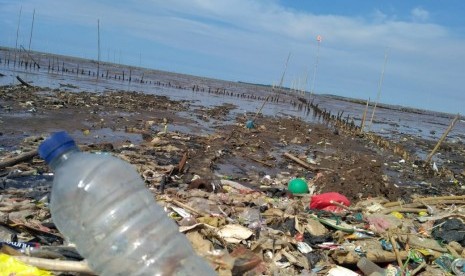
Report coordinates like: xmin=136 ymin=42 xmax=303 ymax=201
xmin=50 ymin=151 xmax=214 ymax=275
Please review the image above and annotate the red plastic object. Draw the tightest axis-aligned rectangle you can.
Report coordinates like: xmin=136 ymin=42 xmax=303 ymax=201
xmin=295 ymin=233 xmax=304 ymax=242
xmin=310 ymin=192 xmax=351 ymax=213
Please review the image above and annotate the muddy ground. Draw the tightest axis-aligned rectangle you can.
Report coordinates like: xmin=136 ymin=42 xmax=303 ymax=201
xmin=1 ymin=85 xmax=463 ymax=204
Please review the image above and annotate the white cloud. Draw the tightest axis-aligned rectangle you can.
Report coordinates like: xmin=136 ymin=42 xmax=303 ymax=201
xmin=411 ymin=7 xmax=429 ymax=22
xmin=1 ymin=0 xmax=464 ymax=113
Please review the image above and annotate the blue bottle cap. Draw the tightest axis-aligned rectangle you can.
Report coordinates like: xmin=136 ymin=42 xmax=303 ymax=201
xmin=38 ymin=131 xmax=78 ymax=164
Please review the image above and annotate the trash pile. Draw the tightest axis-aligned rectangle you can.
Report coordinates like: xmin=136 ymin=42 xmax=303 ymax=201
xmin=2 ymin=129 xmax=465 ymax=276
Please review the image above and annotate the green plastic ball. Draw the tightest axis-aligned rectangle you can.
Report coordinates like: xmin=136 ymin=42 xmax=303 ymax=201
xmin=288 ymin=178 xmax=309 ymax=194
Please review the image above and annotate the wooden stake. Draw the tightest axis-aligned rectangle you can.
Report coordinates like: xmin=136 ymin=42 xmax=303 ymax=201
xmin=425 ymin=113 xmax=460 ymax=164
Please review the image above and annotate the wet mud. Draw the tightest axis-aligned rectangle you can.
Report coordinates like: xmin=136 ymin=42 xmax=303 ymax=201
xmin=1 ymin=84 xmax=463 ymax=203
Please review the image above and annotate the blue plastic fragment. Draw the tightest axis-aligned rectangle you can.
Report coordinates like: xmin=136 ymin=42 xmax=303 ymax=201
xmin=245 ymin=120 xmax=255 ymax=129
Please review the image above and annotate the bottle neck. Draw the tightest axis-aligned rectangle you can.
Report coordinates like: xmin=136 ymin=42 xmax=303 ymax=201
xmin=48 ymin=147 xmax=80 ymax=170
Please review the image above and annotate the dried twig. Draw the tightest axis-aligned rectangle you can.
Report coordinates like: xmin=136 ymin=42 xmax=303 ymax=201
xmin=0 ymin=150 xmax=38 ymax=170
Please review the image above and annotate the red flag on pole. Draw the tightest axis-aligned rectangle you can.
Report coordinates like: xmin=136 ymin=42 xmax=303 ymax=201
xmin=316 ymin=35 xmax=322 ymax=42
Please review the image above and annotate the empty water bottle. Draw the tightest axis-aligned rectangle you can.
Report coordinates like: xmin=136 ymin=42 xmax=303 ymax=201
xmin=39 ymin=131 xmax=215 ymax=276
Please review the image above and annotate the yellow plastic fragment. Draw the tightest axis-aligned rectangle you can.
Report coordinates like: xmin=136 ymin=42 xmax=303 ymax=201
xmin=416 ymin=249 xmax=434 ymax=256
xmin=390 ymin=211 xmax=404 ymax=219
xmin=0 ymin=253 xmax=52 ymax=276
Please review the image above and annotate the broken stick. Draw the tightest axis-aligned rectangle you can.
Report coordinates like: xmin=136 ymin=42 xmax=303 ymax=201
xmin=0 ymin=149 xmax=38 ymax=170
xmin=283 ymin=152 xmax=333 ymax=172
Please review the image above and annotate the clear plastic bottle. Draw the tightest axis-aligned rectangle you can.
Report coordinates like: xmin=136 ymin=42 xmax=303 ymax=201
xmin=39 ymin=131 xmax=216 ymax=276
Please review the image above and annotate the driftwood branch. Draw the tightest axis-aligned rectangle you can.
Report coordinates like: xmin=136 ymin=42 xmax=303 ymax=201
xmin=0 ymin=150 xmax=38 ymax=170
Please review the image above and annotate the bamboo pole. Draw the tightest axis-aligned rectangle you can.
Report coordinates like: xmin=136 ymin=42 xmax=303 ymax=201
xmin=14 ymin=6 xmax=22 ymax=66
xmin=28 ymin=9 xmax=35 ymax=51
xmin=368 ymin=47 xmax=389 ymax=130
xmin=303 ymin=67 xmax=309 ymax=96
xmin=310 ymin=35 xmax=322 ymax=98
xmin=251 ymin=95 xmax=270 ymax=123
xmin=425 ymin=113 xmax=460 ymax=164
xmin=360 ymin=98 xmax=370 ymax=132
xmin=13 ymin=256 xmax=94 ymax=274
xmin=20 ymin=45 xmax=40 ymax=68
xmin=97 ymin=19 xmax=100 ymax=80
xmin=278 ymin=52 xmax=291 ymax=90
xmin=390 ymin=235 xmax=403 ymax=269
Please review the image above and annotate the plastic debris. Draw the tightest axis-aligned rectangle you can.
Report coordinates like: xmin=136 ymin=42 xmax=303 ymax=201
xmin=432 ymin=218 xmax=465 ymax=245
xmin=288 ymin=178 xmax=309 ymax=194
xmin=310 ymin=192 xmax=351 ymax=213
xmin=217 ymin=224 xmax=254 ymax=243
xmin=245 ymin=120 xmax=255 ymax=129
xmin=0 ymin=253 xmax=52 ymax=276
xmin=2 ymin=81 xmax=465 ymax=276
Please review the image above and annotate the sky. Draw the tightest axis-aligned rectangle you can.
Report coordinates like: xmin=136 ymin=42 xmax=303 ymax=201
xmin=1 ymin=0 xmax=465 ymax=114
